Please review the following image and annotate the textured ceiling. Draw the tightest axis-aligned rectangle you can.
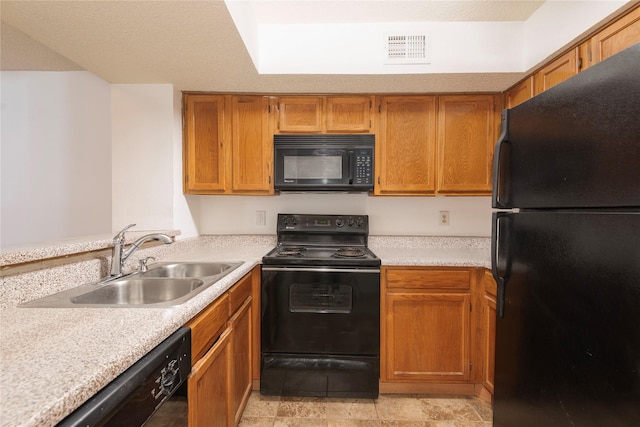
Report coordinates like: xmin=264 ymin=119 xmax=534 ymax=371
xmin=0 ymin=0 xmax=580 ymax=93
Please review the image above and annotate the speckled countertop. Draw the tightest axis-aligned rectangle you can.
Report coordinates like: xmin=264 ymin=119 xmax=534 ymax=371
xmin=0 ymin=234 xmax=490 ymax=427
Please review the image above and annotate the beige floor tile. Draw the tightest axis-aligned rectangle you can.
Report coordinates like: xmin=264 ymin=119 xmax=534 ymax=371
xmin=243 ymin=392 xmax=282 ymax=418
xmin=274 ymin=417 xmax=328 ymax=426
xmin=418 ymin=397 xmax=482 ymax=422
xmin=374 ymin=395 xmax=430 ymax=421
xmin=324 ymin=398 xmax=379 ymax=420
xmin=277 ymin=396 xmax=328 ymax=418
xmin=239 ymin=417 xmax=276 ymax=427
xmin=328 ymin=419 xmax=382 ymax=426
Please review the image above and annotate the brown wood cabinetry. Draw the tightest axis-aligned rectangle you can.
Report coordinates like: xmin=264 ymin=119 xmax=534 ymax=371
xmin=375 ymin=96 xmax=437 ymax=195
xmin=437 ymin=95 xmax=496 ymax=194
xmin=187 ymin=293 xmax=232 ymax=426
xmin=185 ymin=267 xmax=260 ymax=426
xmin=534 ymin=48 xmax=580 ymax=95
xmin=505 ymin=76 xmax=534 ymax=108
xmin=381 ymin=267 xmax=472 ymax=384
xmin=183 ymin=94 xmax=273 ymax=195
xmin=481 ymin=270 xmax=497 ymax=396
xmin=231 ymin=96 xmax=273 ymax=194
xmin=275 ymin=95 xmax=374 ymax=133
xmin=590 ymin=6 xmax=640 ymax=65
xmin=183 ymin=94 xmax=229 ymax=194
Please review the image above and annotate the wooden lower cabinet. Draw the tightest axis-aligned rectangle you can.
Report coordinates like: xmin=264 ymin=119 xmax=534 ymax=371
xmin=381 ymin=267 xmax=473 ymax=386
xmin=229 ymin=298 xmax=252 ymax=425
xmin=186 ymin=267 xmax=259 ymax=426
xmin=188 ymin=327 xmax=233 ymax=426
xmin=481 ymin=270 xmax=497 ymax=396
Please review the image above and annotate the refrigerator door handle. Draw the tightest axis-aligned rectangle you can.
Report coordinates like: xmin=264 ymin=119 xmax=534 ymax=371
xmin=492 ymin=212 xmax=512 ymax=319
xmin=492 ymin=109 xmax=511 ymax=209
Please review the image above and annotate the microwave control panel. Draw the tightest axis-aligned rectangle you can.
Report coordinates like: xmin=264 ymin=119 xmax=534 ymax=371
xmin=354 ymin=149 xmax=373 ymax=184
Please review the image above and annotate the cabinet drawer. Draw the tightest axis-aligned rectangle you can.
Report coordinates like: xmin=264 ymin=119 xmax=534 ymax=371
xmin=385 ymin=268 xmax=470 ymax=290
xmin=188 ymin=293 xmax=229 ymax=361
xmin=229 ymin=271 xmax=252 ymax=315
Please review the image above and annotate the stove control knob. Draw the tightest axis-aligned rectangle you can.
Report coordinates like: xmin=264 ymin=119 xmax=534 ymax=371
xmin=356 ymin=217 xmax=365 ymax=228
xmin=347 ymin=217 xmax=355 ymax=227
xmin=335 ymin=217 xmax=345 ymax=227
xmin=283 ymin=216 xmax=297 ymax=227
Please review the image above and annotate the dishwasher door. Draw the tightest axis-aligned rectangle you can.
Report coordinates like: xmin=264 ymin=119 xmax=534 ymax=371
xmin=58 ymin=327 xmax=191 ymax=427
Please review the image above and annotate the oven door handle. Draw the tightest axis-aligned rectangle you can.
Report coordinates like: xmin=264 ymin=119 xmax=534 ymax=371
xmin=262 ymin=266 xmax=380 ymax=274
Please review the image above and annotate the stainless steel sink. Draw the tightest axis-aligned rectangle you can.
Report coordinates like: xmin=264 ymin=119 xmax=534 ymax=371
xmin=19 ymin=261 xmax=244 ymax=308
xmin=70 ymin=277 xmax=204 ymax=305
xmin=140 ymin=262 xmax=237 ymax=278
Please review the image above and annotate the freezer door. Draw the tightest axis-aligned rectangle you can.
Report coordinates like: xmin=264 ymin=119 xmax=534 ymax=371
xmin=492 ymin=43 xmax=640 ymax=209
xmin=492 ymin=211 xmax=640 ymax=427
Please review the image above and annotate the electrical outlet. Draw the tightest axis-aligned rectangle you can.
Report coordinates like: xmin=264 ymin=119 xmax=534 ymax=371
xmin=439 ymin=211 xmax=450 ymax=226
xmin=256 ymin=210 xmax=266 ymax=226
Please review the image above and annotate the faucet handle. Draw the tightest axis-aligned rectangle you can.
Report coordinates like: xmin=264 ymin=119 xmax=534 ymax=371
xmin=139 ymin=257 xmax=156 ymax=272
xmin=113 ymin=223 xmax=136 ymax=243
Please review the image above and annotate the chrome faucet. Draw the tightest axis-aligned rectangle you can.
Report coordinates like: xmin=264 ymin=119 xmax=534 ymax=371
xmin=109 ymin=224 xmax=173 ymax=278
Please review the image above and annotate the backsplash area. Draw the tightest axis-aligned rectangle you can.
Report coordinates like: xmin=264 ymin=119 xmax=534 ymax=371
xmin=197 ymin=194 xmax=493 ymax=237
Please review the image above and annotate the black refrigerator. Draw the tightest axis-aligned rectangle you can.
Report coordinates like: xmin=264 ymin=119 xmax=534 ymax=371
xmin=491 ymin=42 xmax=640 ymax=426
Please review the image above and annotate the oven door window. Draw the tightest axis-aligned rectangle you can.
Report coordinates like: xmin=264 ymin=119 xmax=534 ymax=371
xmin=289 ymin=282 xmax=352 ymax=314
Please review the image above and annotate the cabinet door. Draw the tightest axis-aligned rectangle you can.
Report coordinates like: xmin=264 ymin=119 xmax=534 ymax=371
xmin=325 ymin=96 xmax=373 ymax=133
xmin=277 ymin=97 xmax=323 ymax=132
xmin=534 ymin=48 xmax=579 ymax=95
xmin=384 ymin=292 xmax=471 ymax=382
xmin=437 ymin=95 xmax=495 ymax=194
xmin=230 ymin=298 xmax=252 ymax=426
xmin=376 ymin=96 xmax=437 ymax=195
xmin=231 ymin=96 xmax=273 ymax=194
xmin=590 ymin=6 xmax=640 ymax=64
xmin=183 ymin=94 xmax=229 ymax=193
xmin=505 ymin=76 xmax=534 ymax=108
xmin=188 ymin=327 xmax=232 ymax=427
xmin=483 ymin=293 xmax=497 ymax=395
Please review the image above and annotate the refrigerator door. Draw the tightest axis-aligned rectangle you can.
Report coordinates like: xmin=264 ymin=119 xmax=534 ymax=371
xmin=492 ymin=211 xmax=640 ymax=427
xmin=492 ymin=42 xmax=640 ymax=210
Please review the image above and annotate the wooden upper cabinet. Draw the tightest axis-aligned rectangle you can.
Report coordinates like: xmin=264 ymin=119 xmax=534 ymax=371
xmin=231 ymin=96 xmax=273 ymax=194
xmin=183 ymin=94 xmax=229 ymax=193
xmin=437 ymin=95 xmax=496 ymax=194
xmin=534 ymin=48 xmax=579 ymax=95
xmin=505 ymin=76 xmax=534 ymax=108
xmin=276 ymin=96 xmax=324 ymax=132
xmin=276 ymin=95 xmax=373 ymax=133
xmin=325 ymin=96 xmax=373 ymax=132
xmin=590 ymin=5 xmax=640 ymax=64
xmin=376 ymin=96 xmax=437 ymax=195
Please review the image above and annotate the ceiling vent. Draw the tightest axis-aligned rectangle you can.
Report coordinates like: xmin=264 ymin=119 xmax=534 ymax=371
xmin=384 ymin=34 xmax=431 ymax=65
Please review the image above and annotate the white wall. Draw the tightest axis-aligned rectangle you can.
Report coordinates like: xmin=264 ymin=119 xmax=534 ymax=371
xmin=198 ymin=194 xmax=492 ymax=237
xmin=0 ymin=71 xmax=112 ymax=247
xmin=111 ymin=84 xmax=175 ymax=231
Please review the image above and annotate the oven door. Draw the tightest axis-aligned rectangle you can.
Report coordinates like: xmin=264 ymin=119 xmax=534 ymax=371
xmin=261 ymin=266 xmax=380 ymax=356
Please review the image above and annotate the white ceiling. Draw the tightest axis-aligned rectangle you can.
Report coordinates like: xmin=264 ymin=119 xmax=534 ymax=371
xmin=0 ymin=1 xmax=631 ymax=93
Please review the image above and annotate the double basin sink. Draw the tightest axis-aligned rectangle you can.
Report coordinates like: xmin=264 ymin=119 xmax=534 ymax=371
xmin=20 ymin=261 xmax=244 ymax=308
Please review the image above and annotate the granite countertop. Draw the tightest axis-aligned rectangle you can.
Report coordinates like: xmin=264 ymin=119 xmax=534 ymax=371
xmin=0 ymin=235 xmax=490 ymax=427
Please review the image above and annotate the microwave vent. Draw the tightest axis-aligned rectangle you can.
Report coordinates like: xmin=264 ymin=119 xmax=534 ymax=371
xmin=384 ymin=34 xmax=431 ymax=64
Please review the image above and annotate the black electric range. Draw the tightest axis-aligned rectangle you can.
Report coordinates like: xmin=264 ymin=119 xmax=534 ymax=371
xmin=262 ymin=213 xmax=381 ymax=268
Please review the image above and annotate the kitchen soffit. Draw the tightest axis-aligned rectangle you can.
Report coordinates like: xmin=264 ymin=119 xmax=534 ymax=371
xmin=0 ymin=1 xmax=632 ymax=93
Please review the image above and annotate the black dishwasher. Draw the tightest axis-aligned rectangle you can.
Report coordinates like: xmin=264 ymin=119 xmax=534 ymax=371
xmin=58 ymin=327 xmax=191 ymax=427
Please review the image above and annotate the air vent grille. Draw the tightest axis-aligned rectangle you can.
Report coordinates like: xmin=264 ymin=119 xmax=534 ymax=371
xmin=384 ymin=34 xmax=431 ymax=64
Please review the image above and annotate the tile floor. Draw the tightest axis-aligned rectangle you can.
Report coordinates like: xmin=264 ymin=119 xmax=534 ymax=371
xmin=239 ymin=392 xmax=493 ymax=426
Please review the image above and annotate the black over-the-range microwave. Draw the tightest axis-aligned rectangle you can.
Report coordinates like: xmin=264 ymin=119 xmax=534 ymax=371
xmin=273 ymin=134 xmax=375 ymax=192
